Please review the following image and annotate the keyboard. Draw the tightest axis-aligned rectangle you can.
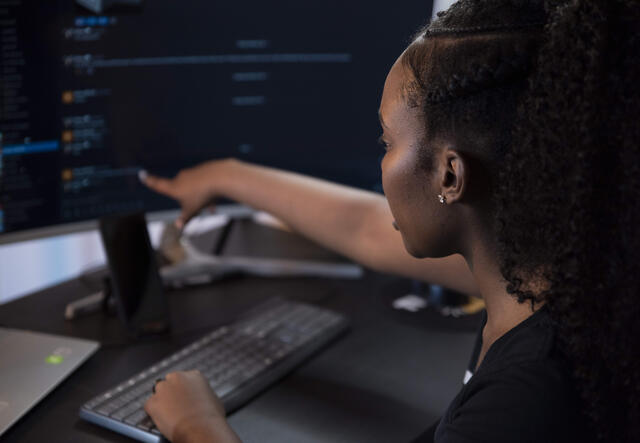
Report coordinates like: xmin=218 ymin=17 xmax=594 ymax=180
xmin=79 ymin=298 xmax=348 ymax=442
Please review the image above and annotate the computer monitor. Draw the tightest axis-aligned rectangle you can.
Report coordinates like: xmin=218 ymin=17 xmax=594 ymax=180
xmin=0 ymin=0 xmax=434 ymax=244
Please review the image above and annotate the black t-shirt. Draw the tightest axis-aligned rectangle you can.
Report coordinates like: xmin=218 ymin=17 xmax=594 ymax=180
xmin=412 ymin=306 xmax=589 ymax=443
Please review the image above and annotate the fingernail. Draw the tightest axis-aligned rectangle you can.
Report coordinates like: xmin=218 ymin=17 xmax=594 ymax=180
xmin=138 ymin=169 xmax=148 ymax=183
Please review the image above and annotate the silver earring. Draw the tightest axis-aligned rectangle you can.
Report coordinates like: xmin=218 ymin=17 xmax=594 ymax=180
xmin=438 ymin=194 xmax=446 ymax=204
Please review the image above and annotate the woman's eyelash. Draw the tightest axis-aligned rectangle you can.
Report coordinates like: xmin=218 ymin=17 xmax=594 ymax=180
xmin=378 ymin=135 xmax=391 ymax=150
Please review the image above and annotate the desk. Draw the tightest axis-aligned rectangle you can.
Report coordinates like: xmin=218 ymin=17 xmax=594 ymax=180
xmin=0 ymin=222 xmax=480 ymax=443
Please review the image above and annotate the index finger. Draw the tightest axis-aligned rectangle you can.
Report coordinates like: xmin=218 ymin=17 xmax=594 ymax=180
xmin=139 ymin=170 xmax=175 ymax=197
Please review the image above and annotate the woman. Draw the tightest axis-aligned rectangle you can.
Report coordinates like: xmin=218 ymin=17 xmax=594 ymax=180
xmin=140 ymin=0 xmax=639 ymax=441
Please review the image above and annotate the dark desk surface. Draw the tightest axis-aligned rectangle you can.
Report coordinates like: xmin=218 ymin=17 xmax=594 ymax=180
xmin=0 ymin=222 xmax=480 ymax=443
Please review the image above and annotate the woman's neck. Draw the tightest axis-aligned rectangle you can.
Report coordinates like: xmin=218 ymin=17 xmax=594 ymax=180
xmin=463 ymin=224 xmax=543 ymax=367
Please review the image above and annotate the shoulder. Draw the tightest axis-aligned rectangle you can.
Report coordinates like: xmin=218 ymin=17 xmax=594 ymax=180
xmin=482 ymin=307 xmax=556 ymax=371
xmin=438 ymin=359 xmax=583 ymax=443
xmin=436 ymin=309 xmax=589 ymax=443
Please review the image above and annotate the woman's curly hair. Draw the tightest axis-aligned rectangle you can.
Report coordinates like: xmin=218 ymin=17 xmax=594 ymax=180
xmin=402 ymin=0 xmax=640 ymax=441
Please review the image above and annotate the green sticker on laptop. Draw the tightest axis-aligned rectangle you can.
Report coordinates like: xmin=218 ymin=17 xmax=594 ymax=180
xmin=45 ymin=355 xmax=64 ymax=365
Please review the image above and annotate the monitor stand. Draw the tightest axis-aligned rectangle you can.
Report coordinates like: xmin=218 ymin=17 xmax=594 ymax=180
xmin=160 ymin=215 xmax=363 ymax=287
xmin=64 ymin=276 xmax=115 ymax=320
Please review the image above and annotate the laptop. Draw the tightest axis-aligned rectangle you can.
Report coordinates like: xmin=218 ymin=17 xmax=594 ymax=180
xmin=0 ymin=327 xmax=99 ymax=436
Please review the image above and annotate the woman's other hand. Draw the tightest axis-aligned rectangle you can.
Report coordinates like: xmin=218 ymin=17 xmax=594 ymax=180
xmin=144 ymin=370 xmax=241 ymax=443
xmin=139 ymin=159 xmax=234 ymax=230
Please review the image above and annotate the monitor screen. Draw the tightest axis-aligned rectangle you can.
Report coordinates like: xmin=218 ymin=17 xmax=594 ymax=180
xmin=0 ymin=0 xmax=433 ymax=241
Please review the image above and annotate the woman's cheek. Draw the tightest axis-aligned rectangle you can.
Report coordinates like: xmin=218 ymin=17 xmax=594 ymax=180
xmin=382 ymin=155 xmax=410 ymax=222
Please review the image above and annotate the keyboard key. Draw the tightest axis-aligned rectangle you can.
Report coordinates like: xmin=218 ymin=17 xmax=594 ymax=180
xmin=84 ymin=397 xmax=104 ymax=410
xmin=111 ymin=402 xmax=140 ymax=420
xmin=137 ymin=416 xmax=154 ymax=431
xmin=215 ymin=373 xmax=249 ymax=398
xmin=125 ymin=409 xmax=148 ymax=426
xmin=95 ymin=399 xmax=123 ymax=416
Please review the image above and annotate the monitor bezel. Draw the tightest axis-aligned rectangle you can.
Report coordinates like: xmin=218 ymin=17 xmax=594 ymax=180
xmin=0 ymin=204 xmax=252 ymax=245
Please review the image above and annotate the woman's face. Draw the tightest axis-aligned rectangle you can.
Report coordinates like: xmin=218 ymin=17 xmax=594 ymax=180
xmin=379 ymin=56 xmax=452 ymax=258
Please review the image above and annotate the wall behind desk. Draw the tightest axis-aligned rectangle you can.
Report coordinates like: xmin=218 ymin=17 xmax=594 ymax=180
xmin=0 ymin=231 xmax=105 ymax=304
xmin=0 ymin=223 xmax=164 ymax=304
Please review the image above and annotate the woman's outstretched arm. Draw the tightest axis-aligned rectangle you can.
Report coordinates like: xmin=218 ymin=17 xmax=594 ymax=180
xmin=142 ymin=158 xmax=478 ymax=296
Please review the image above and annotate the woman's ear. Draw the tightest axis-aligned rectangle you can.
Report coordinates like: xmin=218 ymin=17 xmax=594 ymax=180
xmin=439 ymin=149 xmax=467 ymax=204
